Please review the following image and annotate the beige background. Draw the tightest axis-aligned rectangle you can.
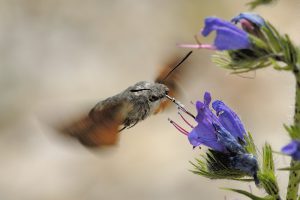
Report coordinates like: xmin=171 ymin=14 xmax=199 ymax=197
xmin=0 ymin=0 xmax=300 ymax=199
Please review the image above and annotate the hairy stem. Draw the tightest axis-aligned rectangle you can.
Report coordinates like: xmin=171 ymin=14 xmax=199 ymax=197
xmin=286 ymin=69 xmax=300 ymax=200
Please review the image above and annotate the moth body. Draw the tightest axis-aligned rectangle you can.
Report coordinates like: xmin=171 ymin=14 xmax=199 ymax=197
xmin=62 ymin=81 xmax=169 ymax=147
xmin=90 ymin=81 xmax=169 ymax=130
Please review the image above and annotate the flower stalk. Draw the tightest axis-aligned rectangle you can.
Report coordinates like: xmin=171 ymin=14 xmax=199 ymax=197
xmin=286 ymin=69 xmax=300 ymax=200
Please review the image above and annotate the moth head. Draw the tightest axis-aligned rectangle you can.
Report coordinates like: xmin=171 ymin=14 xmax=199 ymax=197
xmin=130 ymin=81 xmax=169 ymax=102
xmin=148 ymin=83 xmax=169 ymax=102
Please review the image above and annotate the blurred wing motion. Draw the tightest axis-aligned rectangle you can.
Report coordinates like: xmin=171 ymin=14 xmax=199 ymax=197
xmin=58 ymin=51 xmax=192 ymax=148
xmin=154 ymin=51 xmax=192 ymax=114
xmin=60 ymin=100 xmax=131 ymax=147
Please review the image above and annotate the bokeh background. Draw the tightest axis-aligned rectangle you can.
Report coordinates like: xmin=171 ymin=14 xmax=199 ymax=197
xmin=1 ymin=0 xmax=300 ymax=199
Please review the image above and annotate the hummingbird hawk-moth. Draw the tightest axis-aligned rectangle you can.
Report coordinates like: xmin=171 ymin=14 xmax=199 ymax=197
xmin=60 ymin=51 xmax=192 ymax=147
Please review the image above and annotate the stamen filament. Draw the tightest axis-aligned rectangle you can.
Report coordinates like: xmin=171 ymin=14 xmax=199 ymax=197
xmin=178 ymin=111 xmax=194 ymax=128
xmin=168 ymin=118 xmax=189 ymax=135
xmin=177 ymin=43 xmax=217 ymax=50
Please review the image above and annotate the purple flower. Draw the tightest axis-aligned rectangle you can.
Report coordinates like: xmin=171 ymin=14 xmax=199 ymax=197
xmin=169 ymin=94 xmax=259 ymax=181
xmin=170 ymin=92 xmax=247 ymax=153
xmin=188 ymin=93 xmax=226 ymax=152
xmin=178 ymin=17 xmax=251 ymax=51
xmin=281 ymin=140 xmax=300 ymax=161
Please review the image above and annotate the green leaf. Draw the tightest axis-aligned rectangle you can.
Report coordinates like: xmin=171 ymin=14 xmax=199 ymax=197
xmin=257 ymin=172 xmax=279 ymax=196
xmin=261 ymin=23 xmax=298 ymax=69
xmin=261 ymin=23 xmax=283 ymax=54
xmin=257 ymin=144 xmax=280 ymax=197
xmin=212 ymin=50 xmax=272 ymax=74
xmin=245 ymin=132 xmax=258 ymax=156
xmin=284 ymin=124 xmax=300 ymax=140
xmin=282 ymin=34 xmax=298 ymax=65
xmin=262 ymin=144 xmax=275 ymax=173
xmin=222 ymin=188 xmax=275 ymax=200
xmin=270 ymin=58 xmax=292 ymax=71
xmin=246 ymin=0 xmax=277 ymax=10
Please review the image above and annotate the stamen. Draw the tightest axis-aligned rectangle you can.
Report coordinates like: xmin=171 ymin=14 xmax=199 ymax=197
xmin=194 ymin=34 xmax=202 ymax=45
xmin=177 ymin=43 xmax=217 ymax=50
xmin=165 ymin=95 xmax=196 ymax=119
xmin=168 ymin=118 xmax=189 ymax=135
xmin=178 ymin=111 xmax=194 ymax=128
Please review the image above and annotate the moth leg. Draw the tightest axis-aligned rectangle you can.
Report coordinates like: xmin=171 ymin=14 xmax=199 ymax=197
xmin=118 ymin=126 xmax=127 ymax=132
xmin=127 ymin=121 xmax=138 ymax=129
xmin=118 ymin=121 xmax=138 ymax=132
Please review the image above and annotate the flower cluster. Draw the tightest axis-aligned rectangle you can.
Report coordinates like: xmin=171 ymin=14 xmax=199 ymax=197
xmin=178 ymin=13 xmax=266 ymax=51
xmin=179 ymin=12 xmax=298 ymax=74
xmin=171 ymin=92 xmax=246 ymax=150
xmin=169 ymin=92 xmax=259 ymax=181
xmin=169 ymin=8 xmax=294 ymax=200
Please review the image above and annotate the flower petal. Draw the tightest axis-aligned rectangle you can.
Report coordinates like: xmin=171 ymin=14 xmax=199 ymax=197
xmin=195 ymin=92 xmax=218 ymax=122
xmin=231 ymin=12 xmax=266 ymax=27
xmin=214 ymin=27 xmax=251 ymax=50
xmin=213 ymin=123 xmax=244 ymax=153
xmin=195 ymin=92 xmax=212 ymax=111
xmin=204 ymin=92 xmax=212 ymax=106
xmin=282 ymin=140 xmax=300 ymax=161
xmin=190 ymin=92 xmax=225 ymax=151
xmin=202 ymin=17 xmax=245 ymax=37
xmin=201 ymin=17 xmax=251 ymax=51
xmin=188 ymin=123 xmax=225 ymax=152
xmin=282 ymin=141 xmax=299 ymax=155
xmin=212 ymin=100 xmax=246 ymax=140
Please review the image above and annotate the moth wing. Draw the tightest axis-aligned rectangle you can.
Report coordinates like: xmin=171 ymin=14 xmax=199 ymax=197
xmin=60 ymin=100 xmax=132 ymax=147
xmin=154 ymin=52 xmax=192 ymax=113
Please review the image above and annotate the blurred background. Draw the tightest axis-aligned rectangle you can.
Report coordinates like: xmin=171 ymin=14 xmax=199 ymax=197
xmin=1 ymin=0 xmax=300 ymax=199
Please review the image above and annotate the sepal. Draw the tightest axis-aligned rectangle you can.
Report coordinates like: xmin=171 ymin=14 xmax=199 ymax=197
xmin=222 ymin=188 xmax=277 ymax=200
xmin=246 ymin=0 xmax=278 ymax=10
xmin=190 ymin=134 xmax=259 ymax=182
xmin=190 ymin=150 xmax=255 ymax=181
xmin=258 ymin=144 xmax=280 ymax=197
xmin=284 ymin=124 xmax=300 ymax=140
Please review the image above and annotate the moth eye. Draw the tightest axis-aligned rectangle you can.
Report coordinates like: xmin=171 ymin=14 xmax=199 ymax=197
xmin=149 ymin=95 xmax=159 ymax=102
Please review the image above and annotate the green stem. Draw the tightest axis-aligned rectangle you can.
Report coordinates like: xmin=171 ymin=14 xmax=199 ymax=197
xmin=286 ymin=70 xmax=300 ymax=200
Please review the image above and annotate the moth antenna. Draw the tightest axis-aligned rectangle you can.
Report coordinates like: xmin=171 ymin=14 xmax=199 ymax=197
xmin=161 ymin=51 xmax=193 ymax=82
xmin=130 ymin=88 xmax=151 ymax=92
xmin=165 ymin=95 xmax=196 ymax=119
